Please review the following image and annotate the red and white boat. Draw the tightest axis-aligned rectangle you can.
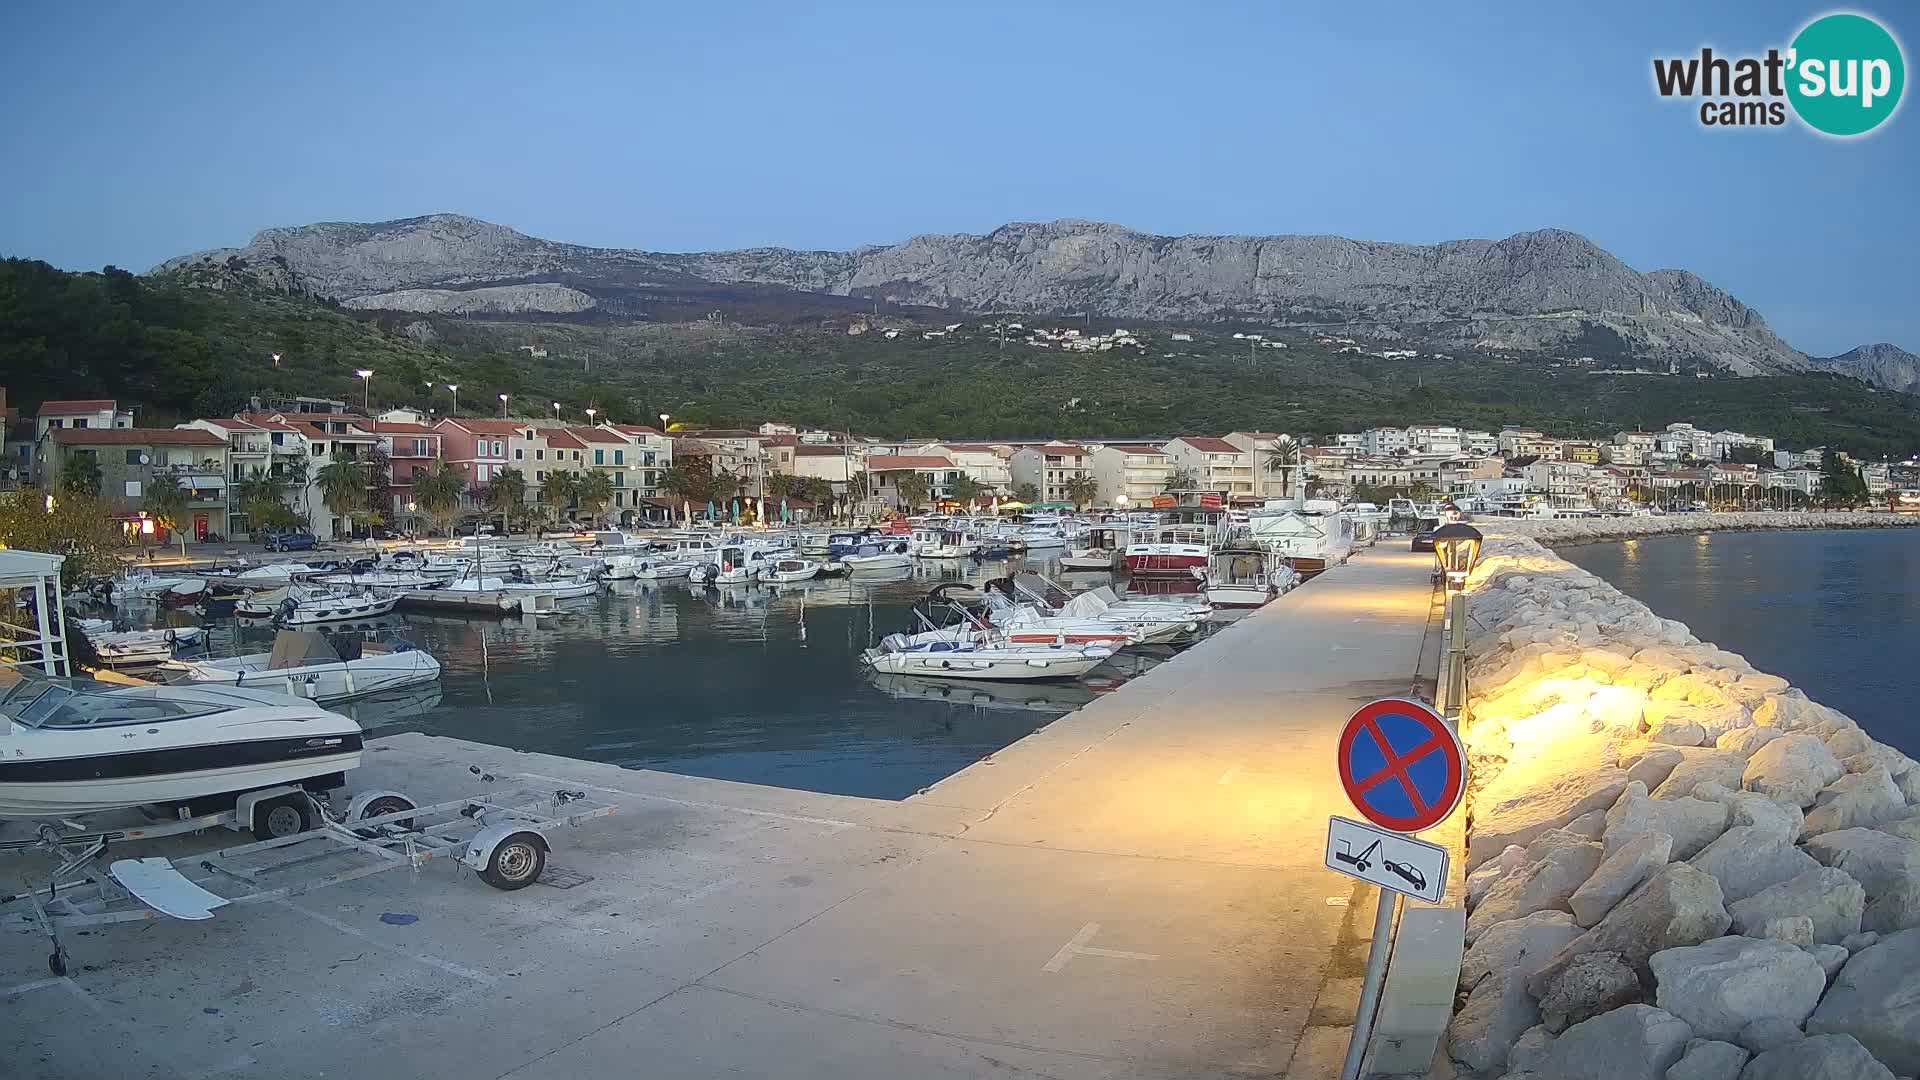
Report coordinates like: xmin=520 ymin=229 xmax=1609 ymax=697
xmin=1122 ymin=524 xmax=1213 ymax=576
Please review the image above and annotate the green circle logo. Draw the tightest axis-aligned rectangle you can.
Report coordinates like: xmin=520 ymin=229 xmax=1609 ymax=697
xmin=1788 ymin=13 xmax=1905 ymax=136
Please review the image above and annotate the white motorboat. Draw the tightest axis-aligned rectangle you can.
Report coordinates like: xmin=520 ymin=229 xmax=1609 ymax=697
xmin=1059 ymin=525 xmax=1134 ymax=572
xmin=236 ymin=585 xmax=399 ymax=626
xmin=624 ymin=557 xmax=695 ymax=580
xmin=1247 ymin=502 xmax=1354 ymax=579
xmin=1123 ymin=523 xmax=1214 ymax=576
xmin=315 ymin=570 xmax=442 ymax=590
xmin=841 ymin=541 xmax=912 ymax=572
xmin=226 ymin=562 xmax=329 ymax=587
xmin=1203 ymin=548 xmax=1300 ymax=609
xmin=688 ymin=546 xmax=763 ymax=585
xmin=757 ymin=558 xmax=820 ymax=584
xmin=910 ymin=527 xmax=979 ymax=560
xmin=979 ymin=593 xmax=1141 ymax=647
xmin=0 ymin=677 xmax=362 ymax=819
xmin=162 ymin=630 xmax=441 ymax=704
xmin=997 ymin=574 xmax=1206 ymax=644
xmin=379 ymin=549 xmax=464 ymax=579
xmin=114 ymin=569 xmax=208 ymax=603
xmin=862 ymin=635 xmax=1112 ymax=681
xmin=82 ymin=624 xmax=208 ymax=667
xmin=445 ymin=573 xmax=600 ymax=599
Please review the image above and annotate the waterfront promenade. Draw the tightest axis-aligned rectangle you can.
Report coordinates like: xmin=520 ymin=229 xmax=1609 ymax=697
xmin=2 ymin=550 xmax=1442 ymax=1080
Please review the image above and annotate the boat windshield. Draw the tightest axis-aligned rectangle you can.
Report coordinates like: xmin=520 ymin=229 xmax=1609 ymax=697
xmin=1 ymin=679 xmax=223 ymax=729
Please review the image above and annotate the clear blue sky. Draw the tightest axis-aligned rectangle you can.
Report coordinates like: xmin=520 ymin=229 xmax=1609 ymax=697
xmin=1 ymin=1 xmax=1913 ymax=356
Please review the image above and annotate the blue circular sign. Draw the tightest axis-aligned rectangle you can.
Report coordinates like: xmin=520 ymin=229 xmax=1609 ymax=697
xmin=1336 ymin=698 xmax=1465 ymax=833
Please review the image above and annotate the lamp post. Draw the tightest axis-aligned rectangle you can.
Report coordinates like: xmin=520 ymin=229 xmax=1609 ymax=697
xmin=355 ymin=369 xmax=375 ymax=413
xmin=585 ymin=407 xmax=597 ymax=425
xmin=552 ymin=402 xmax=561 ymax=421
xmin=446 ymin=384 xmax=460 ymax=415
xmin=499 ymin=393 xmax=509 ymax=418
xmin=271 ymin=352 xmax=281 ymax=368
xmin=1431 ymin=522 xmax=1484 ymax=717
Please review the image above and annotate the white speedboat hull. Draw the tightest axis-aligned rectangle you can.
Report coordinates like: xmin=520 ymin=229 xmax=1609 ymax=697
xmin=0 ymin=753 xmax=363 ymax=818
xmin=863 ymin=649 xmax=1109 ymax=680
xmin=1204 ymin=584 xmax=1277 ymax=608
xmin=843 ymin=553 xmax=911 ymax=571
xmin=166 ymin=651 xmax=441 ymax=704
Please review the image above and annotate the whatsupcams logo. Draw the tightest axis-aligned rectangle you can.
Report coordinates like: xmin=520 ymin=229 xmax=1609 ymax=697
xmin=1653 ymin=11 xmax=1905 ymax=136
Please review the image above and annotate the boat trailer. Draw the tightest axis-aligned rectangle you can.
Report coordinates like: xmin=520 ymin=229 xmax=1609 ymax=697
xmin=0 ymin=768 xmax=617 ymax=976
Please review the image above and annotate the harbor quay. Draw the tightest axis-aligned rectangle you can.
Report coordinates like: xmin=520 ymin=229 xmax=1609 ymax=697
xmin=1447 ymin=523 xmax=1920 ymax=1078
xmin=2 ymin=549 xmax=1451 ymax=1080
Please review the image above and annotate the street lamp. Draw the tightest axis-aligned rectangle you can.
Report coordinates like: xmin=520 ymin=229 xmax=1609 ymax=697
xmin=1431 ymin=522 xmax=1483 ymax=717
xmin=446 ymin=384 xmax=460 ymax=414
xmin=355 ymin=369 xmax=375 ymax=413
xmin=498 ymin=393 xmax=509 ymax=418
xmin=658 ymin=412 xmax=670 ymax=431
xmin=585 ymin=407 xmax=597 ymax=424
xmin=1431 ymin=523 xmax=1483 ymax=591
xmin=271 ymin=352 xmax=281 ymax=368
xmin=552 ymin=402 xmax=561 ymax=421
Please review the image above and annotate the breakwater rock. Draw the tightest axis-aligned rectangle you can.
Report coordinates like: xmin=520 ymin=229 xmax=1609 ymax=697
xmin=1445 ymin=530 xmax=1920 ymax=1078
xmin=1499 ymin=510 xmax=1920 ymax=547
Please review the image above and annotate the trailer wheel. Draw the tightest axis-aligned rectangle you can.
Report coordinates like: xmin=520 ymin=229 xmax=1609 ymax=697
xmin=48 ymin=949 xmax=68 ymax=977
xmin=356 ymin=795 xmax=416 ymax=834
xmin=480 ymin=832 xmax=546 ymax=890
xmin=251 ymin=793 xmax=313 ymax=841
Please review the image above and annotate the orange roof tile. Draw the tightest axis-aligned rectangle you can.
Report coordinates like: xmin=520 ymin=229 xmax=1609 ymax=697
xmin=38 ymin=399 xmax=118 ymax=413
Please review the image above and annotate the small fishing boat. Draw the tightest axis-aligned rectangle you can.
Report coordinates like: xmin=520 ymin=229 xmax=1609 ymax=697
xmin=445 ymin=573 xmax=600 ymax=599
xmin=861 ymin=633 xmax=1112 ymax=681
xmin=841 ymin=541 xmax=912 ymax=572
xmin=79 ymin=622 xmax=209 ymax=666
xmin=626 ymin=557 xmax=695 ymax=580
xmin=315 ymin=570 xmax=443 ymax=590
xmin=236 ymin=585 xmax=399 ymax=625
xmin=161 ymin=629 xmax=440 ymax=703
xmin=1203 ymin=547 xmax=1300 ymax=608
xmin=115 ymin=568 xmax=209 ymax=603
xmin=757 ymin=558 xmax=820 ymax=584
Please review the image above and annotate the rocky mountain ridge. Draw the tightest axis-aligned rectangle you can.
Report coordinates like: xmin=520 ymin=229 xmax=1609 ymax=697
xmin=157 ymin=213 xmax=1824 ymax=375
xmin=1808 ymin=343 xmax=1920 ymax=395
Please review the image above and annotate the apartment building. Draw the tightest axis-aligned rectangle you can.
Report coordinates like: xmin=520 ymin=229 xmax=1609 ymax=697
xmin=788 ymin=444 xmax=862 ymax=488
xmin=1087 ymin=443 xmax=1174 ymax=506
xmin=1222 ymin=432 xmax=1287 ymax=497
xmin=367 ymin=419 xmax=442 ymax=524
xmin=918 ymin=443 xmax=1012 ymax=493
xmin=1404 ymin=425 xmax=1463 ymax=455
xmin=1161 ymin=437 xmax=1255 ymax=500
xmin=1008 ymin=443 xmax=1093 ymax=503
xmin=1522 ymin=459 xmax=1597 ymax=506
xmin=1497 ymin=426 xmax=1559 ymax=460
xmin=865 ymin=454 xmax=964 ymax=510
xmin=35 ymin=399 xmax=134 ymax=439
xmin=44 ymin=427 xmax=228 ymax=541
xmin=1462 ymin=430 xmax=1499 ymax=456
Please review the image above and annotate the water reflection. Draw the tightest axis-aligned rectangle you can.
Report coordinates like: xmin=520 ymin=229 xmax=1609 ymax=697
xmin=109 ymin=556 xmax=1185 ymax=798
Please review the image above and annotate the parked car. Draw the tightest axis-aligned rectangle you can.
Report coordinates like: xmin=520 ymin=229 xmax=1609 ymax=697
xmin=263 ymin=529 xmax=319 ymax=552
xmin=1410 ymin=526 xmax=1439 ymax=552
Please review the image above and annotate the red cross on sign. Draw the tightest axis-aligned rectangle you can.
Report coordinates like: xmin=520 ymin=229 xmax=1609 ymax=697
xmin=1336 ymin=698 xmax=1466 ymax=833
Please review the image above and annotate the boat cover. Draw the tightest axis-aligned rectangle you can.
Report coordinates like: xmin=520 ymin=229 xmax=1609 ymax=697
xmin=266 ymin=630 xmax=341 ymax=670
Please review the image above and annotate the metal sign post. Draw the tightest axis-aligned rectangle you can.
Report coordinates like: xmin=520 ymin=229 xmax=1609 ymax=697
xmin=1329 ymin=697 xmax=1467 ymax=1080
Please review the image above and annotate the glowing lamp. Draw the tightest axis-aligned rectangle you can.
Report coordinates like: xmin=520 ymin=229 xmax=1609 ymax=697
xmin=140 ymin=518 xmax=156 ymax=535
xmin=1431 ymin=523 xmax=1483 ymax=589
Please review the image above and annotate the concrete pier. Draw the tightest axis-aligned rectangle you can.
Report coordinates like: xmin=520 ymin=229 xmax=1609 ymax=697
xmin=3 ymin=549 xmax=1444 ymax=1080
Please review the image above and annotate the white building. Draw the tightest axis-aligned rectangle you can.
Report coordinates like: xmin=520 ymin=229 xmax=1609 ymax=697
xmin=918 ymin=443 xmax=1012 ymax=493
xmin=1222 ymin=431 xmax=1290 ymax=497
xmin=1462 ymin=430 xmax=1499 ymax=456
xmin=1522 ymin=460 xmax=1597 ymax=507
xmin=1361 ymin=427 xmax=1410 ymax=456
xmin=1162 ymin=437 xmax=1256 ymax=499
xmin=1087 ymin=443 xmax=1174 ymax=506
xmin=1008 ymin=443 xmax=1093 ymax=503
xmin=1405 ymin=425 xmax=1463 ymax=455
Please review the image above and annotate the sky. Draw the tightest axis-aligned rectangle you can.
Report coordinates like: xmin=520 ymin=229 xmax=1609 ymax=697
xmin=1 ymin=1 xmax=1914 ymax=356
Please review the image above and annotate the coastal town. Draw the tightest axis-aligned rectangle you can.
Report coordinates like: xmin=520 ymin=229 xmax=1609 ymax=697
xmin=2 ymin=382 xmax=1908 ymax=546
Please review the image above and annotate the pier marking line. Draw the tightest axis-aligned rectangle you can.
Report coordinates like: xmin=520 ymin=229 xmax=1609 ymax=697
xmin=1041 ymin=922 xmax=1160 ymax=973
xmin=1 ymin=975 xmax=68 ymax=998
xmin=281 ymin=900 xmax=499 ymax=985
xmin=513 ymin=771 xmax=860 ymax=833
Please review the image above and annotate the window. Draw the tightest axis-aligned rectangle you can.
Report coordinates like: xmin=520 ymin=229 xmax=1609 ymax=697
xmin=494 ymin=440 xmax=506 ymax=456
xmin=411 ymin=466 xmax=427 ymax=481
xmin=310 ymin=445 xmax=323 ymax=456
xmin=613 ymin=471 xmax=624 ymax=487
xmin=514 ymin=448 xmax=524 ymax=460
xmin=271 ymin=432 xmax=284 ymax=446
xmin=125 ymin=449 xmax=142 ymax=465
xmin=411 ymin=438 xmax=430 ymax=457
xmin=535 ymin=449 xmax=544 ymax=461
xmin=47 ymin=418 xmax=63 ymax=429
xmin=572 ymin=451 xmax=581 ymax=462
xmin=613 ymin=449 xmax=624 ymax=466
xmin=73 ymin=418 xmax=88 ymax=429
xmin=536 ymin=471 xmax=545 ymax=482
xmin=124 ymin=480 xmax=141 ymax=497
xmin=594 ymin=449 xmax=604 ymax=466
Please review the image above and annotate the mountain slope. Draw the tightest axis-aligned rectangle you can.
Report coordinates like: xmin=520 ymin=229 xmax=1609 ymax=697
xmin=156 ymin=214 xmax=1810 ymax=374
xmin=1809 ymin=343 xmax=1920 ymax=395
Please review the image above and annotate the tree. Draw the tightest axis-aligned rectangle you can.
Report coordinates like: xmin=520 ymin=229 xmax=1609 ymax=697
xmin=58 ymin=454 xmax=102 ymax=497
xmin=142 ymin=472 xmax=189 ymax=553
xmin=487 ymin=466 xmax=531 ymax=529
xmin=1262 ymin=435 xmax=1301 ymax=500
xmin=412 ymin=461 xmax=467 ymax=536
xmin=1063 ymin=474 xmax=1099 ymax=509
xmin=279 ymin=456 xmax=311 ymax=516
xmin=894 ymin=472 xmax=930 ymax=511
xmin=1013 ymin=482 xmax=1039 ymax=503
xmin=542 ymin=470 xmax=582 ymax=521
xmin=1818 ymin=449 xmax=1869 ymax=507
xmin=848 ymin=471 xmax=870 ymax=502
xmin=709 ymin=467 xmax=741 ymax=505
xmin=767 ymin=472 xmax=798 ymax=498
xmin=315 ymin=459 xmax=367 ymax=533
xmin=0 ymin=489 xmax=124 ymax=587
xmin=1723 ymin=445 xmax=1770 ymax=466
xmin=949 ymin=474 xmax=986 ymax=506
xmin=1162 ymin=467 xmax=1197 ymax=493
xmin=576 ymin=470 xmax=614 ymax=524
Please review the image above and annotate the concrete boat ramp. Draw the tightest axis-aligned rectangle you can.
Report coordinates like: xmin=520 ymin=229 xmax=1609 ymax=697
xmin=3 ymin=551 xmax=1441 ymax=1080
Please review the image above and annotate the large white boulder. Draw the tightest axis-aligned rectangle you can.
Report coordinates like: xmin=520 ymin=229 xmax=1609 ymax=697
xmin=1727 ymin=868 xmax=1866 ymax=946
xmin=1752 ymin=693 xmax=1821 ymax=731
xmin=1529 ymin=863 xmax=1731 ymax=995
xmin=1625 ymin=747 xmax=1684 ymax=790
xmin=1571 ymin=832 xmax=1672 ymax=928
xmin=1717 ymin=726 xmax=1782 ymax=760
xmin=1470 ymin=756 xmax=1630 ymax=870
xmin=1448 ymin=969 xmax=1538 ymax=1073
xmin=1802 ymin=829 xmax=1920 ymax=897
xmin=1806 ymin=928 xmax=1920 ymax=1074
xmin=1804 ymin=768 xmax=1907 ymax=836
xmin=1605 ymin=783 xmax=1728 ymax=860
xmin=1744 ymin=734 xmax=1846 ymax=808
xmin=1508 ymin=1024 xmax=1556 ymax=1072
xmin=1653 ymin=750 xmax=1748 ymax=800
xmin=1649 ymin=936 xmax=1826 ymax=1042
xmin=1860 ymin=880 xmax=1920 ymax=935
xmin=1689 ymin=825 xmax=1823 ymax=904
xmin=1694 ymin=782 xmax=1804 ymax=841
xmin=1468 ymin=841 xmax=1605 ymax=943
xmin=1537 ymin=950 xmax=1643 ymax=1033
xmin=1468 ymin=843 xmax=1530 ymax=907
xmin=1460 ymin=909 xmax=1583 ymax=991
xmin=1882 ymin=815 xmax=1920 ymax=842
xmin=1665 ymin=1039 xmax=1748 ymax=1080
xmin=1740 ymin=1034 xmax=1897 ymax=1080
xmin=1534 ymin=1004 xmax=1693 ymax=1080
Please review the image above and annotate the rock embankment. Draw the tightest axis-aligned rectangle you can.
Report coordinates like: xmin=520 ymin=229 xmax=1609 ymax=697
xmin=1500 ymin=510 xmax=1920 ymax=547
xmin=1446 ymin=530 xmax=1920 ymax=1080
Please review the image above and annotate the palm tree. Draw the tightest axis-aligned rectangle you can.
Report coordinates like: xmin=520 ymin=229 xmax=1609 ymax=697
xmin=1262 ymin=435 xmax=1301 ymax=500
xmin=488 ymin=466 xmax=529 ymax=530
xmin=279 ymin=457 xmax=311 ymax=515
xmin=949 ymin=474 xmax=986 ymax=507
xmin=767 ymin=472 xmax=798 ymax=499
xmin=658 ymin=466 xmax=695 ymax=501
xmin=1013 ymin=482 xmax=1039 ymax=504
xmin=412 ymin=461 xmax=467 ymax=536
xmin=142 ymin=473 xmax=189 ymax=553
xmin=315 ymin=459 xmax=367 ymax=535
xmin=1162 ymin=467 xmax=1197 ymax=493
xmin=848 ymin=471 xmax=870 ymax=503
xmin=542 ymin=470 xmax=582 ymax=522
xmin=58 ymin=454 xmax=102 ymax=496
xmin=576 ymin=470 xmax=615 ymax=525
xmin=232 ymin=466 xmax=295 ymax=534
xmin=709 ymin=468 xmax=740 ymax=505
xmin=894 ymin=472 xmax=930 ymax=511
xmin=1063 ymin=474 xmax=1100 ymax=510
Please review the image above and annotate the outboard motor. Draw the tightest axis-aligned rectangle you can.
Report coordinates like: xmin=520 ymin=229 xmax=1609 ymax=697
xmin=275 ymin=596 xmax=298 ymax=626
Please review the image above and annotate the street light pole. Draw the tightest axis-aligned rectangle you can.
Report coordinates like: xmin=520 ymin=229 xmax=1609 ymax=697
xmin=446 ymin=384 xmax=459 ymax=415
xmin=499 ymin=393 xmax=509 ymax=418
xmin=355 ymin=369 xmax=374 ymax=414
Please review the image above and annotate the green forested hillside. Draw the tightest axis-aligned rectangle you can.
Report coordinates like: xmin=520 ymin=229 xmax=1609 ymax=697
xmin=5 ymin=258 xmax=1920 ymax=456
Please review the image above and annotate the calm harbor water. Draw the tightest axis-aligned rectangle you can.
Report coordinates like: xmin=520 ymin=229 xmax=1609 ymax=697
xmin=1562 ymin=528 xmax=1920 ymax=757
xmin=140 ymin=557 xmax=1192 ymax=799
